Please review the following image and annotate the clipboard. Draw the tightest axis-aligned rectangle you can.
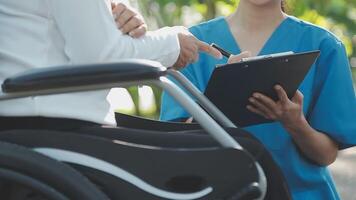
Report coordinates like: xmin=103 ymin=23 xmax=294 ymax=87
xmin=204 ymin=50 xmax=320 ymax=127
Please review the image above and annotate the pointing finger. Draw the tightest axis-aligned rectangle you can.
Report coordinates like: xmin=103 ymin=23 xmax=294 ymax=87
xmin=196 ymin=40 xmax=223 ymax=59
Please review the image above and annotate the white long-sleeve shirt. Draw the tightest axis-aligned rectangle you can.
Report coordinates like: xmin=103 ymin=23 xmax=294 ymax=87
xmin=0 ymin=0 xmax=181 ymax=125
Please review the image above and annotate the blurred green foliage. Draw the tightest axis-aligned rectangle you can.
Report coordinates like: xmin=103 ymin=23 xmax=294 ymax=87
xmin=136 ymin=0 xmax=355 ymax=58
xmin=122 ymin=0 xmax=355 ymax=118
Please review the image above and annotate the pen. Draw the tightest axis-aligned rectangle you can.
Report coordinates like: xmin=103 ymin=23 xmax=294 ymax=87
xmin=210 ymin=43 xmax=232 ymax=58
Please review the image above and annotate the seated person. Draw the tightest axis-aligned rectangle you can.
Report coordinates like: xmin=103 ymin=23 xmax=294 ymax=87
xmin=0 ymin=0 xmax=222 ymax=129
xmin=160 ymin=0 xmax=356 ymax=199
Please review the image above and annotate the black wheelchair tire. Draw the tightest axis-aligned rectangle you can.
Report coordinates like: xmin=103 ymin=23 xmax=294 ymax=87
xmin=0 ymin=141 xmax=109 ymax=200
xmin=0 ymin=167 xmax=69 ymax=200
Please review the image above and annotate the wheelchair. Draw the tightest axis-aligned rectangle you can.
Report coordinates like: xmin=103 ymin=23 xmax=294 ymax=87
xmin=0 ymin=60 xmax=291 ymax=200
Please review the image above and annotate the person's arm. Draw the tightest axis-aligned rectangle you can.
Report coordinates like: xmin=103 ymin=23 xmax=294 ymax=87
xmin=247 ymin=86 xmax=338 ymax=166
xmin=48 ymin=0 xmax=180 ymax=67
xmin=48 ymin=0 xmax=221 ymax=69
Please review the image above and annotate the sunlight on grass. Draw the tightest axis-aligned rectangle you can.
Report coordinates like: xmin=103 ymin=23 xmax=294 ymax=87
xmin=107 ymin=86 xmax=157 ymax=118
xmin=138 ymin=85 xmax=157 ymax=116
xmin=108 ymin=88 xmax=136 ymax=115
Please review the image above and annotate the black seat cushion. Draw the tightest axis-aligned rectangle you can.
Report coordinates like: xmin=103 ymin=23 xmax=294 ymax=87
xmin=115 ymin=112 xmax=201 ymax=131
xmin=79 ymin=126 xmax=292 ymax=200
xmin=0 ymin=116 xmax=291 ymax=199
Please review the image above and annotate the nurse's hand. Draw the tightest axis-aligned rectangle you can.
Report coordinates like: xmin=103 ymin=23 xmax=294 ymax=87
xmin=112 ymin=3 xmax=147 ymax=38
xmin=248 ymin=86 xmax=339 ymax=166
xmin=227 ymin=51 xmax=251 ymax=64
xmin=247 ymin=85 xmax=305 ymax=129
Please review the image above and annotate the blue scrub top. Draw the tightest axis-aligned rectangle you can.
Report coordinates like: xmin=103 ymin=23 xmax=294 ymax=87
xmin=160 ymin=16 xmax=356 ymax=199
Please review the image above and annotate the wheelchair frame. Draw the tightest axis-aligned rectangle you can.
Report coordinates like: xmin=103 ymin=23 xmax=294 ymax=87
xmin=0 ymin=59 xmax=267 ymax=200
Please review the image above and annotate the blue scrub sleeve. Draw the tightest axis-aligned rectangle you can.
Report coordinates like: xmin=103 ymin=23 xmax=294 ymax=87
xmin=308 ymin=38 xmax=356 ymax=149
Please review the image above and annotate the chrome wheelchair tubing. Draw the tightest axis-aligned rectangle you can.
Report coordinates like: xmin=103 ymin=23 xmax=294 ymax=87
xmin=166 ymin=69 xmax=267 ymax=199
xmin=0 ymin=76 xmax=242 ymax=149
xmin=154 ymin=77 xmax=242 ymax=149
xmin=167 ymin=69 xmax=236 ymax=128
xmin=0 ymin=60 xmax=266 ymax=198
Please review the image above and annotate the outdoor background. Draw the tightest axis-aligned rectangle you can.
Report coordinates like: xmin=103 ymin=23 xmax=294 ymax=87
xmin=112 ymin=0 xmax=356 ymax=119
xmin=109 ymin=1 xmax=356 ymax=199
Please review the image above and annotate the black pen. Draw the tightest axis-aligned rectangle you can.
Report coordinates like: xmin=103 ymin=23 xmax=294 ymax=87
xmin=210 ymin=43 xmax=232 ymax=58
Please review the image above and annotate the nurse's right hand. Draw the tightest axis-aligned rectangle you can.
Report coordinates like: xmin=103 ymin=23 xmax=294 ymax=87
xmin=227 ymin=51 xmax=251 ymax=64
xmin=173 ymin=28 xmax=223 ymax=70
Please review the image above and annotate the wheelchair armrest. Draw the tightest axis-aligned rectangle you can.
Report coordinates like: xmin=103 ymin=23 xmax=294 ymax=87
xmin=2 ymin=59 xmax=166 ymax=93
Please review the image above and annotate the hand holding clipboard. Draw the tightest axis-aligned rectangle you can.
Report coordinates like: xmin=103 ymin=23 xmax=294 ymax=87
xmin=206 ymin=43 xmax=320 ymax=127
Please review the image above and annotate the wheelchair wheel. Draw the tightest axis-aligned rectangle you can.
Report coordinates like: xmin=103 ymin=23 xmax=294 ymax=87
xmin=0 ymin=141 xmax=109 ymax=200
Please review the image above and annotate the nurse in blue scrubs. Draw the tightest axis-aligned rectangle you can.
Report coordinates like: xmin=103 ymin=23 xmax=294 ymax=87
xmin=160 ymin=0 xmax=356 ymax=199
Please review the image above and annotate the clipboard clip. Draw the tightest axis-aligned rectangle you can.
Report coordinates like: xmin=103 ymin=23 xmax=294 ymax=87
xmin=241 ymin=51 xmax=294 ymax=62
